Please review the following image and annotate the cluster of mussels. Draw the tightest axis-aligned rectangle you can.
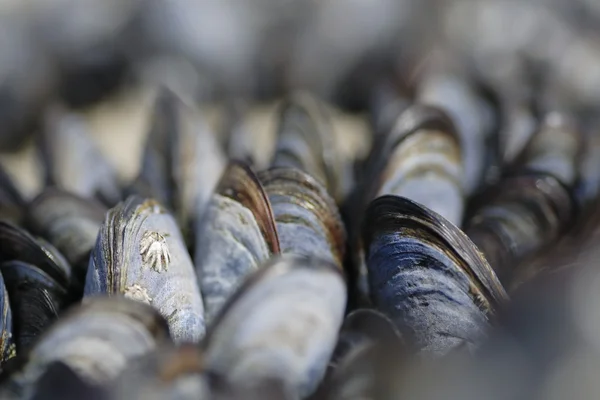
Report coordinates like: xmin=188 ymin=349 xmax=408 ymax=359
xmin=0 ymin=82 xmax=593 ymax=400
xmin=3 ymin=1 xmax=600 ymax=400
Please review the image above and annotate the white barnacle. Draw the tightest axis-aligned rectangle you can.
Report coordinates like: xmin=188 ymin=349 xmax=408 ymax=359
xmin=124 ymin=284 xmax=153 ymax=304
xmin=140 ymin=231 xmax=171 ymax=273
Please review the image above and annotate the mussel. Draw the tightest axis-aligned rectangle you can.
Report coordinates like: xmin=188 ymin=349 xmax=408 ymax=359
xmin=109 ymin=343 xmax=209 ymax=400
xmin=111 ymin=342 xmax=294 ymax=400
xmin=329 ymin=308 xmax=401 ymax=369
xmin=5 ymin=297 xmax=170 ymax=398
xmin=489 ymin=71 xmax=537 ymax=168
xmin=0 ymin=221 xmax=73 ymax=352
xmin=465 ymin=112 xmax=580 ymax=284
xmin=0 ymin=222 xmax=71 ymax=288
xmin=362 ymin=195 xmax=507 ymax=354
xmin=28 ymin=188 xmax=107 ymax=292
xmin=194 ymin=161 xmax=280 ymax=324
xmin=204 ymin=255 xmax=347 ymax=398
xmin=271 ymin=92 xmax=343 ymax=203
xmin=1 ymin=261 xmax=67 ymax=354
xmin=130 ymin=88 xmax=226 ymax=247
xmin=0 ymin=273 xmax=14 ymax=366
xmin=577 ymin=125 xmax=600 ymax=207
xmin=511 ymin=112 xmax=581 ymax=187
xmin=258 ymin=167 xmax=346 ymax=268
xmin=319 ymin=308 xmax=403 ymax=400
xmin=40 ymin=106 xmax=122 ymax=207
xmin=348 ymin=104 xmax=463 ymax=307
xmin=415 ymin=49 xmax=496 ymax=195
xmin=363 ymin=104 xmax=464 ymax=227
xmin=28 ymin=360 xmax=107 ymax=400
xmin=320 ymin=330 xmax=406 ymax=400
xmin=84 ymin=196 xmax=206 ymax=343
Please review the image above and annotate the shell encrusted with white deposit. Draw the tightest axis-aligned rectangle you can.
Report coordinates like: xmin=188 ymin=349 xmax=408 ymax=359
xmin=84 ymin=196 xmax=206 ymax=343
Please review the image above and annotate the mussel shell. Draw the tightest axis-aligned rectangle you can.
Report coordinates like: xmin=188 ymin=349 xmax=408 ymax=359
xmin=215 ymin=161 xmax=280 ymax=255
xmin=492 ymin=76 xmax=538 ymax=166
xmin=465 ymin=173 xmax=576 ymax=284
xmin=28 ymin=361 xmax=107 ymax=400
xmin=258 ymin=167 xmax=346 ymax=267
xmin=0 ymin=221 xmax=70 ymax=288
xmin=135 ymin=88 xmax=226 ymax=244
xmin=134 ymin=88 xmax=176 ymax=208
xmin=0 ymin=273 xmax=14 ymax=364
xmin=9 ymin=297 xmax=170 ymax=395
xmin=172 ymin=105 xmax=226 ymax=243
xmin=195 ymin=162 xmax=279 ymax=323
xmin=351 ymin=105 xmax=463 ymax=306
xmin=368 ymin=104 xmax=459 ymax=188
xmin=196 ymin=195 xmax=271 ymax=324
xmin=367 ymin=104 xmax=464 ymax=227
xmin=109 ymin=343 xmax=209 ymax=400
xmin=320 ymin=337 xmax=408 ymax=400
xmin=577 ymin=127 xmax=600 ymax=207
xmin=272 ymin=92 xmax=341 ymax=201
xmin=416 ymin=58 xmax=496 ymax=195
xmin=330 ymin=308 xmax=401 ymax=368
xmin=113 ymin=342 xmax=294 ymax=400
xmin=0 ymin=260 xmax=67 ymax=352
xmin=36 ymin=238 xmax=72 ymax=284
xmin=28 ymin=188 xmax=106 ymax=288
xmin=85 ymin=196 xmax=206 ymax=343
xmin=204 ymin=255 xmax=347 ymax=398
xmin=41 ymin=106 xmax=122 ymax=206
xmin=512 ymin=111 xmax=582 ymax=188
xmin=362 ymin=195 xmax=507 ymax=353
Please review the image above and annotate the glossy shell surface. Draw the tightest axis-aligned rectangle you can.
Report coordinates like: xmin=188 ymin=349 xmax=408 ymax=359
xmin=10 ymin=297 xmax=169 ymax=395
xmin=465 ymin=174 xmax=575 ymax=284
xmin=1 ymin=260 xmax=67 ymax=352
xmin=0 ymin=272 xmax=13 ymax=363
xmin=363 ymin=195 xmax=507 ymax=354
xmin=259 ymin=167 xmax=346 ymax=268
xmin=195 ymin=162 xmax=279 ymax=323
xmin=370 ymin=105 xmax=464 ymax=227
xmin=416 ymin=58 xmax=495 ymax=195
xmin=204 ymin=255 xmax=347 ymax=398
xmin=109 ymin=343 xmax=209 ymax=400
xmin=272 ymin=92 xmax=342 ymax=201
xmin=134 ymin=89 xmax=226 ymax=243
xmin=28 ymin=189 xmax=106 ymax=284
xmin=84 ymin=196 xmax=206 ymax=343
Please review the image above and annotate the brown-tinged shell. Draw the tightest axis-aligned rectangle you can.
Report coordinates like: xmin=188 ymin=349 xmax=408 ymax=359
xmin=216 ymin=161 xmax=281 ymax=255
xmin=258 ymin=167 xmax=346 ymax=268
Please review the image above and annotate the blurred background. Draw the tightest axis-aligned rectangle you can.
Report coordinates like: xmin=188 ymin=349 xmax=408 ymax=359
xmin=3 ymin=0 xmax=600 ymax=196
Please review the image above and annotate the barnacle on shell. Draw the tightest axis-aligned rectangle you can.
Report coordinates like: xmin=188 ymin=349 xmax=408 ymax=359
xmin=124 ymin=284 xmax=153 ymax=304
xmin=140 ymin=231 xmax=171 ymax=273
